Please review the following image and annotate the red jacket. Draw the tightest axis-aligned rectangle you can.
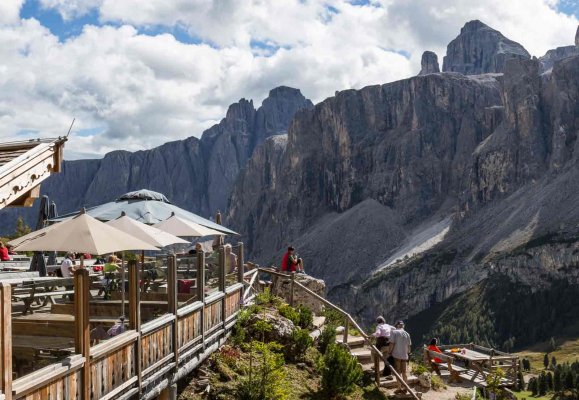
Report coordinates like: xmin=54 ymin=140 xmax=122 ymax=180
xmin=281 ymin=252 xmax=296 ymax=272
xmin=0 ymin=247 xmax=10 ymax=261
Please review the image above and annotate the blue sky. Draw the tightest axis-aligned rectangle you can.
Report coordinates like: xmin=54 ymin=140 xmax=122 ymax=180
xmin=0 ymin=0 xmax=577 ymax=159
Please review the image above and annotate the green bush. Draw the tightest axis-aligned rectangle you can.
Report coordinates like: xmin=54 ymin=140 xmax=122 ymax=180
xmin=319 ymin=344 xmax=363 ymax=397
xmin=233 ymin=306 xmax=262 ymax=345
xmin=236 ymin=341 xmax=288 ymax=400
xmin=255 ymin=287 xmax=284 ymax=307
xmin=412 ymin=363 xmax=429 ymax=376
xmin=323 ymin=308 xmax=345 ymax=327
xmin=318 ymin=325 xmax=337 ymax=355
xmin=431 ymin=375 xmax=446 ymax=391
xmin=285 ymin=328 xmax=313 ymax=361
xmin=278 ymin=304 xmax=300 ymax=324
xmin=296 ymin=305 xmax=313 ymax=329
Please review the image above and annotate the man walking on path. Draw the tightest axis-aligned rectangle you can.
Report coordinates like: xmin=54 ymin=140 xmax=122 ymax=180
xmin=389 ymin=320 xmax=412 ymax=394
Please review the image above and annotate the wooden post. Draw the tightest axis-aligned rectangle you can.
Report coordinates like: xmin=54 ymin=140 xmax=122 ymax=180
xmin=128 ymin=260 xmax=142 ymax=394
xmin=74 ymin=269 xmax=90 ymax=400
xmin=236 ymin=242 xmax=244 ymax=284
xmin=374 ymin=350 xmax=381 ymax=385
xmin=219 ymin=246 xmax=226 ymax=327
xmin=197 ymin=252 xmax=206 ymax=350
xmin=289 ymin=273 xmax=295 ymax=306
xmin=167 ymin=255 xmax=179 ymax=366
xmin=343 ymin=317 xmax=350 ymax=346
xmin=0 ymin=283 xmax=12 ymax=400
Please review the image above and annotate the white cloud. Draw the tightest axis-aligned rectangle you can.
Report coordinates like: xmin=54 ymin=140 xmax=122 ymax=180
xmin=0 ymin=0 xmax=577 ymax=159
xmin=0 ymin=0 xmax=24 ymax=25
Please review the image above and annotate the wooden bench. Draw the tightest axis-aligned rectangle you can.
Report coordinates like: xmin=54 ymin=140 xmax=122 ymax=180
xmin=12 ymin=313 xmax=121 ymax=338
xmin=12 ymin=278 xmax=75 ymax=315
xmin=423 ymin=347 xmax=467 ymax=383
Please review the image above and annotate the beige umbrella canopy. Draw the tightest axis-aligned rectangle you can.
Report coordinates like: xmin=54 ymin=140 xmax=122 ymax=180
xmin=11 ymin=210 xmax=158 ymax=253
xmin=106 ymin=214 xmax=189 ymax=248
xmin=153 ymin=213 xmax=224 ymax=237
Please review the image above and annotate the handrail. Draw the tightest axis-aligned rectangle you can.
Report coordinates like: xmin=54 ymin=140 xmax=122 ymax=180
xmin=254 ymin=268 xmax=419 ymax=399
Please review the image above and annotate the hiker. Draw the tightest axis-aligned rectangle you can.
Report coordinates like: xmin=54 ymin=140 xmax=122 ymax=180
xmin=280 ymin=246 xmax=304 ymax=273
xmin=0 ymin=242 xmax=10 ymax=261
xmin=388 ymin=320 xmax=412 ymax=394
xmin=371 ymin=316 xmax=395 ymax=376
xmin=427 ymin=338 xmax=443 ymax=376
xmin=225 ymin=244 xmax=238 ymax=273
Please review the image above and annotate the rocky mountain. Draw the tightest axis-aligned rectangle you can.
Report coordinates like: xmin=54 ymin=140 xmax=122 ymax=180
xmin=538 ymin=25 xmax=579 ymax=73
xmin=0 ymin=86 xmax=312 ymax=233
xmin=418 ymin=51 xmax=440 ymax=75
xmin=442 ymin=20 xmax=530 ymax=74
xmin=228 ymin=21 xmax=579 ymax=349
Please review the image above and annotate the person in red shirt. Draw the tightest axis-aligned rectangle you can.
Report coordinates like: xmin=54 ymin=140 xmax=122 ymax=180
xmin=280 ymin=246 xmax=303 ymax=273
xmin=0 ymin=243 xmax=10 ymax=261
xmin=427 ymin=338 xmax=443 ymax=376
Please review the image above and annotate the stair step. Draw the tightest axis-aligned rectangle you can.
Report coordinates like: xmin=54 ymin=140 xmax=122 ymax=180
xmin=335 ymin=335 xmax=365 ymax=347
xmin=350 ymin=349 xmax=372 ymax=362
xmin=312 ymin=316 xmax=325 ymax=329
xmin=380 ymin=375 xmax=419 ymax=389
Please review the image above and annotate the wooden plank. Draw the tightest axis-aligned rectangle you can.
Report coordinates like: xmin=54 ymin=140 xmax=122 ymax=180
xmin=0 ymin=283 xmax=12 ymax=400
xmin=167 ymin=256 xmax=179 ymax=372
xmin=236 ymin=242 xmax=244 ymax=284
xmin=128 ymin=260 xmax=142 ymax=396
xmin=74 ymin=269 xmax=90 ymax=400
xmin=197 ymin=253 xmax=206 ymax=351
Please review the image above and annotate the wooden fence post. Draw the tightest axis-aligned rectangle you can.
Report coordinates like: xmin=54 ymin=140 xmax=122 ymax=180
xmin=219 ymin=246 xmax=226 ymax=326
xmin=0 ymin=283 xmax=12 ymax=400
xmin=289 ymin=273 xmax=295 ymax=306
xmin=374 ymin=349 xmax=381 ymax=385
xmin=128 ymin=260 xmax=142 ymax=394
xmin=167 ymin=255 xmax=179 ymax=366
xmin=74 ymin=269 xmax=90 ymax=400
xmin=343 ymin=317 xmax=350 ymax=346
xmin=236 ymin=242 xmax=244 ymax=284
xmin=197 ymin=252 xmax=206 ymax=350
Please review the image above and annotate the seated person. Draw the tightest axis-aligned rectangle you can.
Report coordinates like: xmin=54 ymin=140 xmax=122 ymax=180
xmin=103 ymin=255 xmax=120 ymax=274
xmin=0 ymin=242 xmax=10 ymax=261
xmin=225 ymin=244 xmax=238 ymax=273
xmin=7 ymin=245 xmax=16 ymax=255
xmin=60 ymin=253 xmax=77 ymax=277
xmin=280 ymin=246 xmax=304 ymax=273
xmin=428 ymin=338 xmax=443 ymax=376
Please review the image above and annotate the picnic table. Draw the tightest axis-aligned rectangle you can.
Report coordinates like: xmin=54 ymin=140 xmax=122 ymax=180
xmin=10 ymin=277 xmax=76 ymax=314
xmin=444 ymin=348 xmax=490 ymax=382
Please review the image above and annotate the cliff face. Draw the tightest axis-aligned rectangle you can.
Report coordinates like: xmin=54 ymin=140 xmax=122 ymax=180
xmin=0 ymin=87 xmax=312 ymax=232
xmin=442 ymin=20 xmax=530 ymax=75
xmin=228 ymin=22 xmax=579 ymax=347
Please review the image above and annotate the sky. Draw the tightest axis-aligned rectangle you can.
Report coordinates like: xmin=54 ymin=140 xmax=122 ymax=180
xmin=0 ymin=0 xmax=577 ymax=159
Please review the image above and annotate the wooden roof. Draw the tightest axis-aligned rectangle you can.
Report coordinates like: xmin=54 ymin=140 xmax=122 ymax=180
xmin=0 ymin=138 xmax=66 ymax=210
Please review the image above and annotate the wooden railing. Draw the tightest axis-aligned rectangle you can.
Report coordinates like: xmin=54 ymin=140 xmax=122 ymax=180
xmin=1 ymin=243 xmax=246 ymax=400
xmin=251 ymin=267 xmax=420 ymax=400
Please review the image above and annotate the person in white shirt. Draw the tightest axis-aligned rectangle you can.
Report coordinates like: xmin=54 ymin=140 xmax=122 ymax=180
xmin=60 ymin=253 xmax=76 ymax=277
xmin=388 ymin=320 xmax=412 ymax=393
xmin=371 ymin=316 xmax=395 ymax=376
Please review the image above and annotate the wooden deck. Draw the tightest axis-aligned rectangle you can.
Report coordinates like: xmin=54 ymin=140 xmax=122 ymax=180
xmin=0 ymin=244 xmax=245 ymax=400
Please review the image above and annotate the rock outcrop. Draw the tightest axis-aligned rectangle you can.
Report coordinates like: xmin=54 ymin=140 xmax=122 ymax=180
xmin=418 ymin=51 xmax=440 ymax=75
xmin=442 ymin=20 xmax=530 ymax=74
xmin=539 ymin=25 xmax=579 ymax=73
xmin=0 ymin=87 xmax=312 ymax=232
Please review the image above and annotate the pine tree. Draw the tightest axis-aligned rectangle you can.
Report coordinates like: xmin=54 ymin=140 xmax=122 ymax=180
xmin=528 ymin=377 xmax=538 ymax=395
xmin=538 ymin=372 xmax=547 ymax=396
xmin=564 ymin=370 xmax=574 ymax=390
xmin=543 ymin=353 xmax=550 ymax=369
xmin=554 ymin=367 xmax=562 ymax=392
xmin=546 ymin=371 xmax=553 ymax=391
xmin=517 ymin=370 xmax=525 ymax=391
xmin=551 ymin=356 xmax=557 ymax=367
xmin=14 ymin=216 xmax=31 ymax=238
xmin=549 ymin=337 xmax=556 ymax=352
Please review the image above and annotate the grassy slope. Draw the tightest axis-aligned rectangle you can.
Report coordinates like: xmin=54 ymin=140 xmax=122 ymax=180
xmin=517 ymin=337 xmax=579 ymax=371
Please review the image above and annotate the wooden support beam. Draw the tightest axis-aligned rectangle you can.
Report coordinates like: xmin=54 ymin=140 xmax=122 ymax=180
xmin=289 ymin=273 xmax=295 ymax=306
xmin=128 ymin=260 xmax=142 ymax=394
xmin=236 ymin=242 xmax=244 ymax=284
xmin=197 ymin=252 xmax=206 ymax=351
xmin=0 ymin=283 xmax=12 ymax=400
xmin=167 ymin=255 xmax=179 ymax=367
xmin=219 ymin=246 xmax=226 ymax=329
xmin=343 ymin=317 xmax=350 ymax=348
xmin=74 ymin=269 xmax=90 ymax=400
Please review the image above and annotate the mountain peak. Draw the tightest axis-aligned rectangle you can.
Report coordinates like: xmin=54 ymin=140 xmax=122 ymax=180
xmin=443 ymin=20 xmax=530 ymax=75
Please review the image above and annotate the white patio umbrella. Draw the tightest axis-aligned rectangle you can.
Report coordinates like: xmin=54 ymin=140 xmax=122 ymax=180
xmin=12 ymin=211 xmax=158 ymax=254
xmin=11 ymin=210 xmax=159 ymax=323
xmin=153 ymin=213 xmax=224 ymax=237
xmin=106 ymin=214 xmax=189 ymax=248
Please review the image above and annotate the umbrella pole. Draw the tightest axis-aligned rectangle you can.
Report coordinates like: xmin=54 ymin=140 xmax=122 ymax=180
xmin=121 ymin=251 xmax=125 ymax=319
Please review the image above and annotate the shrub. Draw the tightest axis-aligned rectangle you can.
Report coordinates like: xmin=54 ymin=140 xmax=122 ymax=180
xmin=278 ymin=304 xmax=299 ymax=324
xmin=318 ymin=325 xmax=337 ymax=355
xmin=295 ymin=305 xmax=313 ymax=329
xmin=236 ymin=341 xmax=288 ymax=400
xmin=323 ymin=308 xmax=345 ymax=327
xmin=255 ymin=287 xmax=284 ymax=307
xmin=431 ymin=375 xmax=446 ymax=391
xmin=285 ymin=328 xmax=313 ymax=361
xmin=412 ymin=363 xmax=429 ymax=376
xmin=319 ymin=344 xmax=363 ymax=397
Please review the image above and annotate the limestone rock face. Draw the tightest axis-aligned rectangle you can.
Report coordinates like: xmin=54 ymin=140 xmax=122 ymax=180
xmin=0 ymin=87 xmax=312 ymax=231
xmin=418 ymin=51 xmax=440 ymax=75
xmin=248 ymin=313 xmax=295 ymax=343
xmin=274 ymin=274 xmax=326 ymax=314
xmin=576 ymin=25 xmax=579 ymax=46
xmin=538 ymin=26 xmax=579 ymax=73
xmin=442 ymin=20 xmax=530 ymax=74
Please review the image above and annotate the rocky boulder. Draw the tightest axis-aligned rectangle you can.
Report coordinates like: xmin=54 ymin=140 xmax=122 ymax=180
xmin=418 ymin=51 xmax=440 ymax=75
xmin=247 ymin=312 xmax=295 ymax=343
xmin=274 ymin=274 xmax=326 ymax=314
xmin=442 ymin=20 xmax=530 ymax=74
